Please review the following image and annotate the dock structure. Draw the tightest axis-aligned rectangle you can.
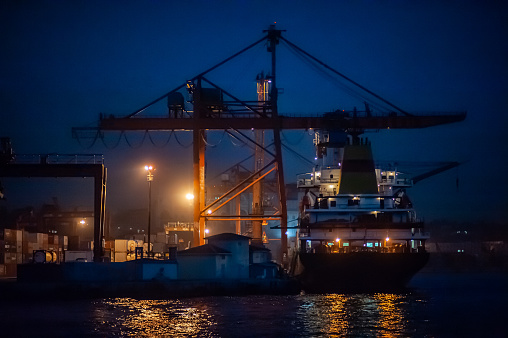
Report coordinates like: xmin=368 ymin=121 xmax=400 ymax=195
xmin=0 ymin=151 xmax=106 ymax=262
xmin=73 ymin=26 xmax=465 ymax=265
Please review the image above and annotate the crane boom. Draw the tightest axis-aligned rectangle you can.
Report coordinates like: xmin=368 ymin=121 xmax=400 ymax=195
xmin=412 ymin=161 xmax=461 ymax=185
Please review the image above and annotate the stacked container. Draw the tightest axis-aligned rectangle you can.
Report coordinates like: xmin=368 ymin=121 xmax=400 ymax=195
xmin=2 ymin=229 xmax=22 ymax=277
xmin=114 ymin=239 xmax=128 ymax=262
xmin=0 ymin=229 xmax=69 ymax=277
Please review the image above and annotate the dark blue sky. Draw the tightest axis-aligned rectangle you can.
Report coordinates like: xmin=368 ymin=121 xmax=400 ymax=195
xmin=1 ymin=0 xmax=507 ymax=224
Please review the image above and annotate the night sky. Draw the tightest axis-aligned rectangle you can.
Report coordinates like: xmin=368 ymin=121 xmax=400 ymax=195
xmin=1 ymin=0 xmax=507 ymax=226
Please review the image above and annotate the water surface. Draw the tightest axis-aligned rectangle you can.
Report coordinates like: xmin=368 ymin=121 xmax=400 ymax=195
xmin=1 ymin=272 xmax=506 ymax=337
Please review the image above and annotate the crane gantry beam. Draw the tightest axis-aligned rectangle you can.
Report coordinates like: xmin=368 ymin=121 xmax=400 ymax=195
xmin=97 ymin=113 xmax=466 ymax=131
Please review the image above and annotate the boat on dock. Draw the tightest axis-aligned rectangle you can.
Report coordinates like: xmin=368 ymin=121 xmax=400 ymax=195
xmin=295 ymin=127 xmax=430 ymax=292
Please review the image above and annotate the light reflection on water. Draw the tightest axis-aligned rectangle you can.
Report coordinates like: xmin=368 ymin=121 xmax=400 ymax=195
xmin=2 ymin=273 xmax=505 ymax=336
xmin=93 ymin=298 xmax=217 ymax=337
xmin=91 ymin=293 xmax=422 ymax=337
xmin=296 ymin=293 xmax=416 ymax=337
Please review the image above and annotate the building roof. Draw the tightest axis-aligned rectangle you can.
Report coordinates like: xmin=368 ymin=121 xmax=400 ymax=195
xmin=206 ymin=233 xmax=251 ymax=242
xmin=178 ymin=244 xmax=231 ymax=256
xmin=249 ymin=245 xmax=270 ymax=252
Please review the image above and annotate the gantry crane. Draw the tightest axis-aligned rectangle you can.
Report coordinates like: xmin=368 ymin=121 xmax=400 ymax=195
xmin=73 ymin=25 xmax=465 ymax=264
xmin=0 ymin=138 xmax=107 ymax=262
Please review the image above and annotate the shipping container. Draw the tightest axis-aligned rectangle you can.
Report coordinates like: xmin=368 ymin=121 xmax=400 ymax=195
xmin=130 ymin=234 xmax=142 ymax=241
xmin=115 ymin=239 xmax=128 ymax=253
xmin=48 ymin=234 xmax=59 ymax=245
xmin=4 ymin=242 xmax=17 ymax=253
xmin=64 ymin=251 xmax=93 ymax=262
xmin=4 ymin=253 xmax=17 ymax=264
xmin=68 ymin=236 xmax=80 ymax=251
xmin=155 ymin=232 xmax=167 ymax=244
xmin=5 ymin=264 xmax=17 ymax=277
xmin=4 ymin=229 xmax=21 ymax=242
xmin=153 ymin=242 xmax=167 ymax=253
xmin=104 ymin=240 xmax=113 ymax=249
xmin=114 ymin=252 xmax=127 ymax=262
xmin=25 ymin=232 xmax=38 ymax=243
xmin=23 ymin=243 xmax=33 ymax=254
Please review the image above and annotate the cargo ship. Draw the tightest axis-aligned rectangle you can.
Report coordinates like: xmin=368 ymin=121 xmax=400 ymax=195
xmin=295 ymin=125 xmax=430 ymax=292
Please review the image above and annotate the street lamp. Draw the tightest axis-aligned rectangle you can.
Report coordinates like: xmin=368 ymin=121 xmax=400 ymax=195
xmin=145 ymin=165 xmax=154 ymax=257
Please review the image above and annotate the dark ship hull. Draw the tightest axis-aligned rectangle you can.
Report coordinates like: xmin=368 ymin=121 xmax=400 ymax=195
xmin=298 ymin=251 xmax=429 ymax=293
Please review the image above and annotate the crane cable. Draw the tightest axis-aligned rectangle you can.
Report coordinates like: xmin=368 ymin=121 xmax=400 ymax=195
xmin=281 ymin=37 xmax=411 ymax=116
xmin=148 ymin=130 xmax=173 ymax=148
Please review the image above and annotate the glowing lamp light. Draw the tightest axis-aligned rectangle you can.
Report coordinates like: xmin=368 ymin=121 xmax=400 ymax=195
xmin=186 ymin=193 xmax=194 ymax=200
xmin=144 ymin=165 xmax=153 ymax=171
xmin=335 ymin=238 xmax=340 ymax=242
xmin=386 ymin=237 xmax=390 ymax=242
xmin=207 ymin=209 xmax=212 ymax=214
xmin=79 ymin=219 xmax=85 ymax=225
xmin=204 ymin=229 xmax=209 ymax=234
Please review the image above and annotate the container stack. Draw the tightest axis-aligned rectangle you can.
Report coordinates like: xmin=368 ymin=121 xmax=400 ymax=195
xmin=0 ymin=229 xmax=68 ymax=277
xmin=1 ymin=229 xmax=22 ymax=277
xmin=0 ymin=231 xmax=3 ymax=276
xmin=114 ymin=239 xmax=128 ymax=262
xmin=153 ymin=232 xmax=168 ymax=255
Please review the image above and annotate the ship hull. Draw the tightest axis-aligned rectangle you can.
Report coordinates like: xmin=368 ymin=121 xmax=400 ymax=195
xmin=298 ymin=251 xmax=429 ymax=293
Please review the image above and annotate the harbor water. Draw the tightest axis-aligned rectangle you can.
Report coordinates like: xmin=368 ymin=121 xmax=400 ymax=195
xmin=1 ymin=272 xmax=506 ymax=337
